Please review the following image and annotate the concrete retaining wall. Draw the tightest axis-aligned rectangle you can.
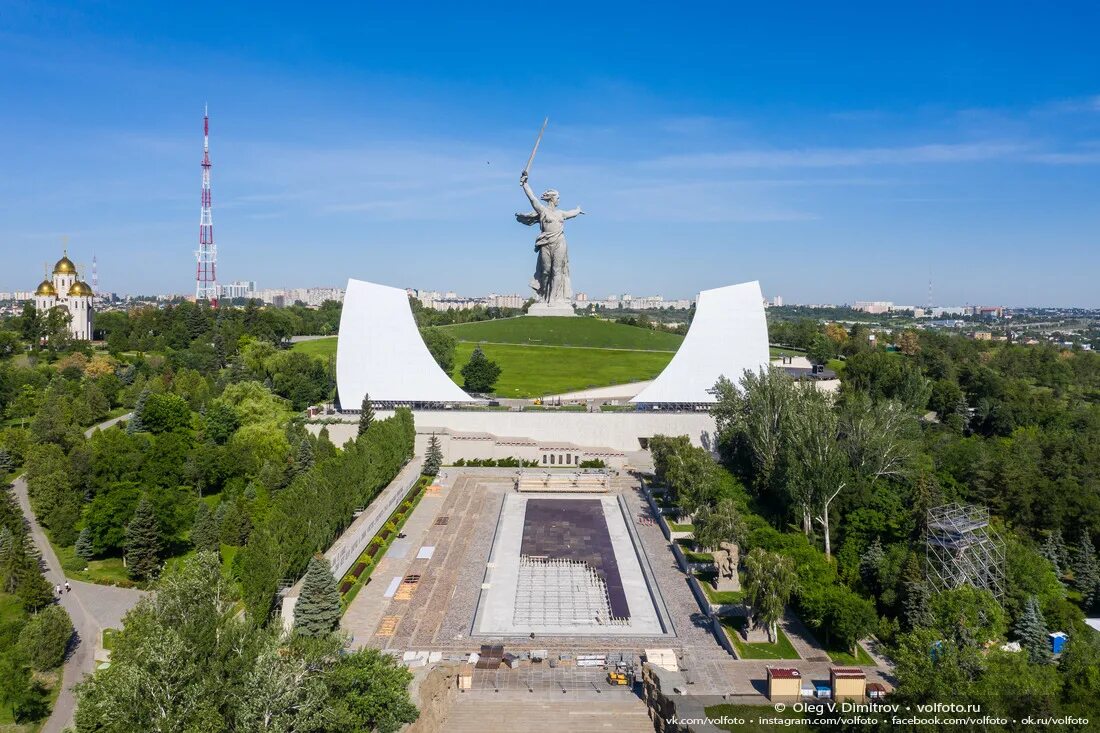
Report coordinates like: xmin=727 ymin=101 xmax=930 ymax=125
xmin=311 ymin=409 xmax=717 ymax=452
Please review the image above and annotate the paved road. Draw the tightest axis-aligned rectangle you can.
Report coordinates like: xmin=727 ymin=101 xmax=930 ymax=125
xmin=83 ymin=411 xmax=131 ymax=438
xmin=11 ymin=412 xmax=144 ymax=733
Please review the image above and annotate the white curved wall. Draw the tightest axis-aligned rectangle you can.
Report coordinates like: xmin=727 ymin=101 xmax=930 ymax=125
xmin=631 ymin=281 xmax=769 ymax=404
xmin=336 ymin=279 xmax=475 ymax=405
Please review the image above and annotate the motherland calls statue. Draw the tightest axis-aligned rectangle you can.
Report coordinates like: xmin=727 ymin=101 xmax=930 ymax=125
xmin=515 ymin=119 xmax=584 ymax=316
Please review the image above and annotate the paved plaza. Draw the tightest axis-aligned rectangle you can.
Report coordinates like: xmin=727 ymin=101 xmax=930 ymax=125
xmin=341 ymin=468 xmax=895 ymax=715
xmin=475 ymin=493 xmax=667 ymax=636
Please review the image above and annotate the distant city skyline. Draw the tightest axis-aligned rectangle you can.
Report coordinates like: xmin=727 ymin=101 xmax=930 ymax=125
xmin=2 ymin=4 xmax=1100 ymax=306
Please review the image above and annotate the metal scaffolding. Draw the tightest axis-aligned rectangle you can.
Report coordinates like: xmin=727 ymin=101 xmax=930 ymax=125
xmin=926 ymin=503 xmax=1005 ymax=598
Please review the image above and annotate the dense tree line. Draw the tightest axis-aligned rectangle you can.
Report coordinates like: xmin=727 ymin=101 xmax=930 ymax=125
xmin=74 ymin=552 xmax=417 ymax=732
xmin=1 ymin=481 xmax=73 ymax=723
xmin=240 ymin=408 xmax=414 ymax=619
xmin=2 ymin=302 xmax=422 ymax=727
xmin=650 ymin=435 xmax=877 ymax=655
xmin=682 ymin=318 xmax=1100 ymax=723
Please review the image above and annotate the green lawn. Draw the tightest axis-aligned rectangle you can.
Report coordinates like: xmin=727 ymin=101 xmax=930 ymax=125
xmin=701 ymin=580 xmax=745 ymax=606
xmin=827 ymin=644 xmax=875 ymax=666
xmin=720 ymin=617 xmax=800 ymax=660
xmin=441 ymin=316 xmax=684 ymax=350
xmin=768 ymin=345 xmax=807 ymax=358
xmin=292 ymin=318 xmax=831 ymax=397
xmin=292 ymin=334 xmax=673 ymax=397
xmin=675 ymin=538 xmax=713 ymax=563
xmin=669 ymin=522 xmax=694 ymax=533
xmin=290 ymin=338 xmax=338 ymax=359
xmin=450 ymin=342 xmax=673 ymax=397
xmin=54 ymin=542 xmax=140 ymax=588
xmin=704 ymin=704 xmax=805 ymax=732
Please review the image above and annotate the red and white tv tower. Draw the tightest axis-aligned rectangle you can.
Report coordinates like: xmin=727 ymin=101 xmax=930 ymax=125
xmin=195 ymin=105 xmax=218 ymax=305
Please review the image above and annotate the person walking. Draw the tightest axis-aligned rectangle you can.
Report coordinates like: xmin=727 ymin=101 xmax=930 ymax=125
xmin=55 ymin=584 xmax=62 ymax=596
xmin=64 ymin=581 xmax=71 ymax=593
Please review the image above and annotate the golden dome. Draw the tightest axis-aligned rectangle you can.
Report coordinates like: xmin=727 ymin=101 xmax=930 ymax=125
xmin=53 ymin=255 xmax=77 ymax=275
xmin=68 ymin=281 xmax=93 ymax=297
xmin=35 ymin=279 xmax=57 ymax=296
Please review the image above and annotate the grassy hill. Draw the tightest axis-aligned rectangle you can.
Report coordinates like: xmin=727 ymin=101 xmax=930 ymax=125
xmin=440 ymin=316 xmax=684 ymax=351
xmin=449 ymin=342 xmax=673 ymax=397
xmin=292 ymin=317 xmax=682 ymax=397
xmin=291 ymin=318 xmax=795 ymax=398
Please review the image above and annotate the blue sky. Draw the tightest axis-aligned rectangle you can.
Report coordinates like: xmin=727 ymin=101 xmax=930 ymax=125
xmin=2 ymin=2 xmax=1099 ymax=306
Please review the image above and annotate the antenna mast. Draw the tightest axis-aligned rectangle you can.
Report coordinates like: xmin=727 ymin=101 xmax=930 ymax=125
xmin=195 ymin=105 xmax=219 ymax=306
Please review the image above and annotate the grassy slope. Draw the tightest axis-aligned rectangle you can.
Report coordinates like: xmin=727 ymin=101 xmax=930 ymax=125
xmin=293 ymin=318 xmax=683 ymax=397
xmin=449 ymin=341 xmax=673 ymax=397
xmin=291 ymin=338 xmax=338 ymax=359
xmin=440 ymin=316 xmax=684 ymax=350
xmin=291 ymin=317 xmax=797 ymax=397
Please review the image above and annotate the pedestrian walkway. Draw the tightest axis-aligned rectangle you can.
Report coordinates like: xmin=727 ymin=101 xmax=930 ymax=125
xmin=341 ymin=472 xmax=453 ymax=647
xmin=9 ymin=412 xmax=144 ymax=733
xmin=779 ymin=609 xmax=831 ymax=662
xmin=11 ymin=477 xmax=144 ymax=733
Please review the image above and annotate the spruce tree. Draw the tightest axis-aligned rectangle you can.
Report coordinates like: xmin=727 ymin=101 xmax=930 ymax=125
xmin=190 ymin=503 xmax=220 ymax=554
xmin=0 ymin=526 xmax=12 ymax=560
xmin=127 ymin=386 xmax=150 ymax=434
xmin=1041 ymin=529 xmax=1068 ymax=577
xmin=903 ymin=579 xmax=933 ymax=630
xmin=294 ymin=554 xmax=342 ymax=637
xmin=11 ymin=537 xmax=52 ymax=610
xmin=0 ymin=447 xmax=12 ymax=475
xmin=293 ymin=438 xmax=315 ymax=478
xmin=125 ymin=498 xmax=162 ymax=581
xmin=1073 ymin=533 xmax=1100 ymax=609
xmin=1014 ymin=595 xmax=1051 ymax=663
xmin=75 ymin=527 xmax=95 ymax=561
xmin=424 ymin=434 xmax=443 ymax=476
xmin=460 ymin=346 xmax=502 ymax=393
xmin=859 ymin=538 xmax=886 ymax=593
xmin=316 ymin=426 xmax=337 ymax=461
xmin=358 ymin=394 xmax=375 ymax=436
xmin=219 ymin=498 xmax=252 ymax=546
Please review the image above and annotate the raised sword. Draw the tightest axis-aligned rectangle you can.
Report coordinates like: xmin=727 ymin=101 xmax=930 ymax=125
xmin=522 ymin=117 xmax=549 ymax=177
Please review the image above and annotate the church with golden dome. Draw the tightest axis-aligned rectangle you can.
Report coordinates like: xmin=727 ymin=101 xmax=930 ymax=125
xmin=34 ymin=251 xmax=94 ymax=340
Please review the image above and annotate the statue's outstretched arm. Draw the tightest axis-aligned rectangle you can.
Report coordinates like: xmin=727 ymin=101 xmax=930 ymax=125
xmin=521 ymin=180 xmax=543 ymax=211
xmin=563 ymin=206 xmax=585 ymax=219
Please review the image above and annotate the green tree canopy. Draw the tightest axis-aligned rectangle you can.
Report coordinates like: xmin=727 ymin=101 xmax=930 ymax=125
xmin=460 ymin=346 xmax=501 ymax=393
